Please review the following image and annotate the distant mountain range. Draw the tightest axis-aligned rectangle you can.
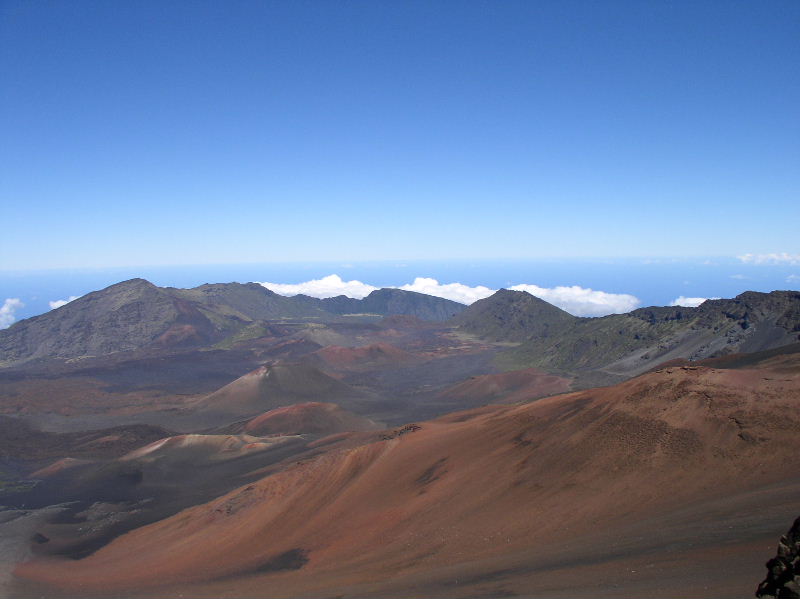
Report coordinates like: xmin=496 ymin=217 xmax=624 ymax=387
xmin=1 ymin=278 xmax=798 ymax=388
xmin=0 ymin=278 xmax=466 ymax=366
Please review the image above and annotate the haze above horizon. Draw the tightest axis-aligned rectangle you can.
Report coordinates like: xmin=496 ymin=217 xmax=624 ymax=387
xmin=1 ymin=1 xmax=798 ymax=271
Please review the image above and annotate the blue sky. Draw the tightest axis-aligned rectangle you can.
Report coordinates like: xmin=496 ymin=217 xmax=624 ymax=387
xmin=1 ymin=0 xmax=798 ymax=270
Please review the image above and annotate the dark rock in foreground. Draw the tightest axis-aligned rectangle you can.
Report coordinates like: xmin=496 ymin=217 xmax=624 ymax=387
xmin=757 ymin=516 xmax=800 ymax=598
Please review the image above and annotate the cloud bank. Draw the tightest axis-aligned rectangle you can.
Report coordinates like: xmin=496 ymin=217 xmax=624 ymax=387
xmin=0 ymin=298 xmax=23 ymax=329
xmin=49 ymin=296 xmax=80 ymax=310
xmin=509 ymin=284 xmax=640 ymax=316
xmin=670 ymin=296 xmax=719 ymax=308
xmin=738 ymin=253 xmax=800 ymax=265
xmin=261 ymin=274 xmax=377 ymax=299
xmin=259 ymin=275 xmax=640 ymax=317
xmin=397 ymin=277 xmax=496 ymax=305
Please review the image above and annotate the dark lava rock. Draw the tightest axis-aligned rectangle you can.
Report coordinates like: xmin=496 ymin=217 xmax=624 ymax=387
xmin=756 ymin=516 xmax=800 ymax=598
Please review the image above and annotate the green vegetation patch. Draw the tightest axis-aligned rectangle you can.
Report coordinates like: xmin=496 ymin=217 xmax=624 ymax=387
xmin=0 ymin=465 xmax=37 ymax=496
xmin=213 ymin=322 xmax=275 ymax=349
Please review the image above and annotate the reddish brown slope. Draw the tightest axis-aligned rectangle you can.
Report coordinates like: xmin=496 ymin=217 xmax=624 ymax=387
xmin=15 ymin=359 xmax=800 ymax=598
xmin=438 ymin=367 xmax=571 ymax=404
xmin=244 ymin=402 xmax=381 ymax=436
xmin=191 ymin=362 xmax=368 ymax=423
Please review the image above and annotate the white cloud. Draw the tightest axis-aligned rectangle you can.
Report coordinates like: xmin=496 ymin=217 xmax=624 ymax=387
xmin=397 ymin=277 xmax=495 ymax=305
xmin=260 ymin=274 xmax=377 ymax=299
xmin=399 ymin=279 xmax=640 ymax=317
xmin=49 ymin=295 xmax=79 ymax=310
xmin=729 ymin=274 xmax=748 ymax=280
xmin=669 ymin=296 xmax=720 ymax=308
xmin=259 ymin=274 xmax=640 ymax=317
xmin=738 ymin=253 xmax=800 ymax=265
xmin=0 ymin=298 xmax=23 ymax=329
xmin=787 ymin=274 xmax=800 ymax=285
xmin=509 ymin=284 xmax=640 ymax=316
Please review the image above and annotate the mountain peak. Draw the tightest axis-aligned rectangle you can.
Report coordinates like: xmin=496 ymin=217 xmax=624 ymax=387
xmin=492 ymin=288 xmax=526 ymax=297
xmin=105 ymin=277 xmax=157 ymax=290
xmin=111 ymin=277 xmax=148 ymax=284
xmin=365 ymin=288 xmax=435 ymax=300
xmin=451 ymin=289 xmax=575 ymax=342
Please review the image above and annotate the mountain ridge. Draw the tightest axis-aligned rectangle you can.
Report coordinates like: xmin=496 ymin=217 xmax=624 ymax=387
xmin=0 ymin=279 xmax=467 ymax=366
xmin=467 ymin=289 xmax=800 ymax=382
xmin=3 ymin=281 xmax=798 ymax=392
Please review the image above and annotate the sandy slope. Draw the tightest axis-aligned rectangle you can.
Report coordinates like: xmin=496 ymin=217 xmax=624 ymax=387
xmin=13 ymin=359 xmax=800 ymax=598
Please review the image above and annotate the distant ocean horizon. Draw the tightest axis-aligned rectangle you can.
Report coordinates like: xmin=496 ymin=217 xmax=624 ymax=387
xmin=1 ymin=257 xmax=798 ymax=324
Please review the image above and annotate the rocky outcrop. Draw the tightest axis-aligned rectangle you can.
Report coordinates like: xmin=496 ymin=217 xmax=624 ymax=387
xmin=757 ymin=516 xmax=800 ymax=598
